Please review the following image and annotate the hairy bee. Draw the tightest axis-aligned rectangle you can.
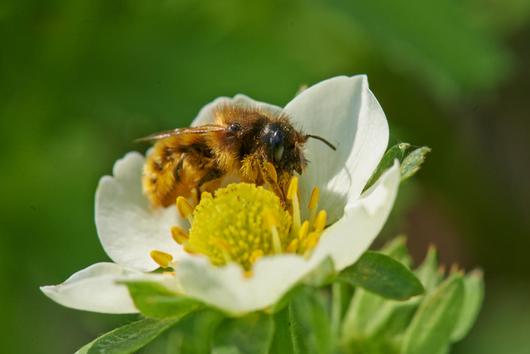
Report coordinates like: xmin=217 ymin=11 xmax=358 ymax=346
xmin=140 ymin=104 xmax=335 ymax=208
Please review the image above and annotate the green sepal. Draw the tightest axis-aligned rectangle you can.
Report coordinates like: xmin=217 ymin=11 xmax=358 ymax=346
xmin=400 ymin=146 xmax=431 ymax=181
xmin=450 ymin=269 xmax=484 ymax=342
xmin=401 ymin=273 xmax=465 ymax=354
xmin=212 ymin=312 xmax=274 ymax=354
xmin=124 ymin=280 xmax=201 ymax=319
xmin=415 ymin=245 xmax=444 ymax=291
xmin=365 ymin=143 xmax=411 ymax=190
xmin=76 ymin=318 xmax=179 ymax=354
xmin=338 ymin=251 xmax=424 ymax=300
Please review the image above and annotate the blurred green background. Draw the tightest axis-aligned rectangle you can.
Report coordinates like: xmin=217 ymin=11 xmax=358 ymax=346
xmin=1 ymin=0 xmax=529 ymax=352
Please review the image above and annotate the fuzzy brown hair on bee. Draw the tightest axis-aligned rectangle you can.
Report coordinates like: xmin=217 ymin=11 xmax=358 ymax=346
xmin=139 ymin=104 xmax=336 ymax=208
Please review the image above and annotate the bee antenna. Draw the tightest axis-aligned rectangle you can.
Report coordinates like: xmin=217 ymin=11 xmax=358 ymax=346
xmin=306 ymin=134 xmax=336 ymax=151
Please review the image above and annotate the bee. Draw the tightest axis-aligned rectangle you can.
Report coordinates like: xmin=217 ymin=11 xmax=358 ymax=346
xmin=140 ymin=104 xmax=336 ymax=208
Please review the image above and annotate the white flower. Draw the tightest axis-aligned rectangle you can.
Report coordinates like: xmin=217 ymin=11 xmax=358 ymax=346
xmin=41 ymin=75 xmax=400 ymax=315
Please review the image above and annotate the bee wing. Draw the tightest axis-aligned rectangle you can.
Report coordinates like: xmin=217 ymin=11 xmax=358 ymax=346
xmin=135 ymin=124 xmax=226 ymax=142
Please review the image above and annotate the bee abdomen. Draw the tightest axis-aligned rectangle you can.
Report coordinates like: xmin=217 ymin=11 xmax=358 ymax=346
xmin=142 ymin=137 xmax=192 ymax=207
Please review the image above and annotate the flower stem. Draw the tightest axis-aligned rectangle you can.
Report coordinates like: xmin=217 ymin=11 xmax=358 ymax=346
xmin=331 ymin=282 xmax=342 ymax=342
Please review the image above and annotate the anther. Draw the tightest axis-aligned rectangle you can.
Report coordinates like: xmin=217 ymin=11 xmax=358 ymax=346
xmin=150 ymin=250 xmax=173 ymax=268
xmin=303 ymin=232 xmax=320 ymax=258
xmin=286 ymin=239 xmax=299 ymax=253
xmin=171 ymin=226 xmax=189 ymax=245
xmin=308 ymin=187 xmax=320 ymax=225
xmin=308 ymin=187 xmax=320 ymax=210
xmin=298 ymin=220 xmax=309 ymax=240
xmin=287 ymin=177 xmax=299 ymax=201
xmin=313 ymin=210 xmax=327 ymax=232
xmin=176 ymin=196 xmax=194 ymax=223
xmin=287 ymin=177 xmax=301 ymax=237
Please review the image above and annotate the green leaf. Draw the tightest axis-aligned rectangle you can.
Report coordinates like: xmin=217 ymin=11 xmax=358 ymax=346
xmin=212 ymin=312 xmax=274 ymax=354
xmin=400 ymin=146 xmax=431 ymax=181
xmin=152 ymin=308 xmax=224 ymax=354
xmin=401 ymin=274 xmax=465 ymax=354
xmin=365 ymin=143 xmax=411 ymax=190
xmin=341 ymin=237 xmax=416 ymax=345
xmin=76 ymin=318 xmax=179 ymax=354
xmin=125 ymin=281 xmax=201 ymax=319
xmin=289 ymin=286 xmax=332 ymax=354
xmin=338 ymin=251 xmax=424 ymax=300
xmin=451 ymin=270 xmax=485 ymax=342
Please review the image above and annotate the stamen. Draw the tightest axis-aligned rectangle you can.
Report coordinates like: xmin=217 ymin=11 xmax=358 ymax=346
xmin=150 ymin=250 xmax=173 ymax=268
xmin=286 ymin=238 xmax=299 ymax=253
xmin=263 ymin=209 xmax=282 ymax=254
xmin=171 ymin=226 xmax=189 ymax=245
xmin=298 ymin=220 xmax=309 ymax=240
xmin=176 ymin=196 xmax=194 ymax=223
xmin=184 ymin=243 xmax=200 ymax=254
xmin=287 ymin=176 xmax=298 ymax=200
xmin=303 ymin=232 xmax=320 ymax=258
xmin=308 ymin=187 xmax=320 ymax=225
xmin=313 ymin=210 xmax=327 ymax=232
xmin=287 ymin=177 xmax=301 ymax=237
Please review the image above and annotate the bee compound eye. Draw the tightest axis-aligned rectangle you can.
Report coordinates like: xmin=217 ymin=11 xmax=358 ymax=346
xmin=273 ymin=144 xmax=284 ymax=162
xmin=228 ymin=122 xmax=241 ymax=133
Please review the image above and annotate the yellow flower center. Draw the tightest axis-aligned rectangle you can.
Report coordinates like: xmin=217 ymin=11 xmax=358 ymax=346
xmin=151 ymin=178 xmax=327 ymax=273
xmin=188 ymin=183 xmax=291 ymax=270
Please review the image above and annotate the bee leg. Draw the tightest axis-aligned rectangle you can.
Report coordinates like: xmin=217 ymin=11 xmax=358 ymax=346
xmin=240 ymin=155 xmax=261 ymax=184
xmin=261 ymin=162 xmax=287 ymax=205
xmin=197 ymin=169 xmax=224 ymax=198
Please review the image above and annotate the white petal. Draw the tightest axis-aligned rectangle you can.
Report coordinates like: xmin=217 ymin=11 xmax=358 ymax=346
xmin=95 ymin=152 xmax=187 ymax=271
xmin=311 ymin=161 xmax=400 ymax=270
xmin=284 ymin=75 xmax=389 ymax=223
xmin=175 ymin=254 xmax=321 ymax=315
xmin=40 ymin=263 xmax=139 ymax=314
xmin=191 ymin=94 xmax=282 ymax=126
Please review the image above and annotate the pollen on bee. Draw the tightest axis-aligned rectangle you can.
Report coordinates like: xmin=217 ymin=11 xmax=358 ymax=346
xmin=263 ymin=161 xmax=278 ymax=184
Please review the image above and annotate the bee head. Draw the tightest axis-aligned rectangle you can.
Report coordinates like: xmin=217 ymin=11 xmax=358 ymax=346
xmin=261 ymin=122 xmax=306 ymax=174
